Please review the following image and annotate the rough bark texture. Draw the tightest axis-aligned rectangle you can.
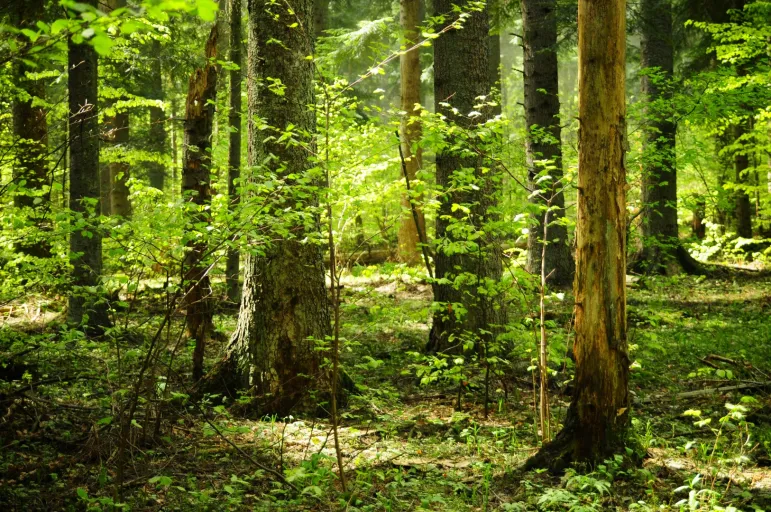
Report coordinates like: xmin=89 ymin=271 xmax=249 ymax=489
xmin=183 ymin=28 xmax=219 ymax=381
xmin=148 ymin=39 xmax=167 ymax=191
xmin=427 ymin=2 xmax=506 ymax=354
xmin=313 ymin=0 xmax=330 ymax=37
xmin=733 ymin=122 xmax=753 ymax=238
xmin=526 ymin=0 xmax=629 ymax=472
xmin=397 ymin=0 xmax=426 ymax=265
xmin=637 ymin=0 xmax=679 ymax=273
xmin=521 ymin=0 xmax=574 ymax=287
xmin=226 ymin=0 xmax=243 ymax=304
xmin=67 ymin=0 xmax=110 ymax=331
xmin=207 ymin=0 xmax=331 ymax=415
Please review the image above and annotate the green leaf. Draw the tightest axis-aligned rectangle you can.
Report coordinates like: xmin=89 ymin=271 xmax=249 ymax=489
xmin=76 ymin=488 xmax=88 ymax=500
xmin=91 ymin=34 xmax=114 ymax=56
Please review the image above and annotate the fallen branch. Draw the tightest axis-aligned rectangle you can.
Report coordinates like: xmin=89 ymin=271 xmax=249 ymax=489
xmin=639 ymin=382 xmax=771 ymax=403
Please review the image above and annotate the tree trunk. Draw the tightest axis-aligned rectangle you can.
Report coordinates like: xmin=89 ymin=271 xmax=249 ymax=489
xmin=11 ymin=0 xmax=51 ymax=258
xmin=68 ymin=0 xmax=110 ymax=331
xmin=526 ymin=0 xmax=629 ymax=472
xmin=206 ymin=0 xmax=331 ymax=415
xmin=183 ymin=28 xmax=219 ymax=382
xmin=313 ymin=0 xmax=330 ymax=37
xmin=105 ymin=110 xmax=131 ymax=217
xmin=521 ymin=0 xmax=575 ymax=286
xmin=226 ymin=0 xmax=243 ymax=304
xmin=637 ymin=0 xmax=678 ymax=273
xmin=397 ymin=0 xmax=426 ymax=265
xmin=106 ymin=0 xmax=131 ymax=217
xmin=148 ymin=39 xmax=167 ymax=191
xmin=427 ymin=1 xmax=506 ymax=354
xmin=733 ymin=122 xmax=753 ymax=238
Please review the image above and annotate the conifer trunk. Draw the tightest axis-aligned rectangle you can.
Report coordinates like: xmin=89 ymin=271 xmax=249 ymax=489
xmin=183 ymin=28 xmax=219 ymax=381
xmin=521 ymin=0 xmax=574 ymax=286
xmin=68 ymin=0 xmax=109 ymax=331
xmin=207 ymin=0 xmax=331 ymax=414
xmin=397 ymin=0 xmax=425 ymax=265
xmin=527 ymin=0 xmax=629 ymax=472
xmin=226 ymin=0 xmax=242 ymax=304
xmin=427 ymin=1 xmax=506 ymax=353
xmin=638 ymin=0 xmax=678 ymax=272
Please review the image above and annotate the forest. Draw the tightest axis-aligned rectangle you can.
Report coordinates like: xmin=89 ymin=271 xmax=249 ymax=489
xmin=1 ymin=0 xmax=770 ymax=509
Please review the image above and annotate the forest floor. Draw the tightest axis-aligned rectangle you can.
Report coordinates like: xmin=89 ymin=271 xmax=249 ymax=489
xmin=2 ymin=266 xmax=771 ymax=511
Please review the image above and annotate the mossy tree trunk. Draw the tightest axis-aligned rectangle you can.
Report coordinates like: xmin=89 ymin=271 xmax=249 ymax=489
xmin=207 ymin=0 xmax=331 ymax=415
xmin=526 ymin=0 xmax=630 ymax=472
xmin=521 ymin=0 xmax=574 ymax=286
xmin=67 ymin=0 xmax=110 ymax=331
xmin=397 ymin=0 xmax=426 ymax=266
xmin=183 ymin=28 xmax=219 ymax=381
xmin=427 ymin=1 xmax=506 ymax=354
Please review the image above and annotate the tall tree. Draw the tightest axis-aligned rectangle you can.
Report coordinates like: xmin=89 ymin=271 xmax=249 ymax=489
xmin=313 ymin=0 xmax=330 ymax=36
xmin=397 ymin=0 xmax=426 ymax=265
xmin=637 ymin=0 xmax=678 ymax=272
xmin=208 ymin=0 xmax=330 ymax=414
xmin=521 ymin=0 xmax=575 ymax=285
xmin=733 ymin=121 xmax=753 ymax=238
xmin=225 ymin=0 xmax=243 ymax=303
xmin=68 ymin=0 xmax=109 ymax=330
xmin=427 ymin=2 xmax=506 ymax=353
xmin=183 ymin=27 xmax=219 ymax=381
xmin=105 ymin=0 xmax=131 ymax=217
xmin=527 ymin=0 xmax=629 ymax=471
xmin=147 ymin=39 xmax=168 ymax=191
xmin=10 ymin=0 xmax=51 ymax=257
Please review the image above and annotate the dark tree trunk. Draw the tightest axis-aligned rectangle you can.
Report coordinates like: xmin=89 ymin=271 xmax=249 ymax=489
xmin=67 ymin=0 xmax=109 ymax=331
xmin=397 ymin=0 xmax=426 ymax=265
xmin=11 ymin=0 xmax=51 ymax=258
xmin=526 ymin=0 xmax=629 ymax=473
xmin=226 ymin=0 xmax=243 ymax=304
xmin=313 ymin=0 xmax=330 ymax=37
xmin=521 ymin=0 xmax=575 ymax=286
xmin=148 ymin=39 xmax=167 ymax=191
xmin=206 ymin=0 xmax=331 ymax=415
xmin=183 ymin=28 xmax=219 ymax=382
xmin=637 ymin=0 xmax=678 ymax=273
xmin=105 ymin=111 xmax=132 ymax=217
xmin=733 ymin=122 xmax=753 ymax=238
xmin=427 ymin=2 xmax=506 ymax=354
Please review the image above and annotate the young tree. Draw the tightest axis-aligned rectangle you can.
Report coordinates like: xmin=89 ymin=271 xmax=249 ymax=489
xmin=733 ymin=121 xmax=753 ymax=238
xmin=427 ymin=2 xmax=506 ymax=353
xmin=526 ymin=0 xmax=629 ymax=471
xmin=183 ymin=27 xmax=218 ymax=381
xmin=397 ymin=0 xmax=426 ymax=265
xmin=68 ymin=0 xmax=109 ymax=330
xmin=521 ymin=0 xmax=574 ymax=286
xmin=225 ymin=0 xmax=242 ymax=304
xmin=208 ymin=0 xmax=331 ymax=414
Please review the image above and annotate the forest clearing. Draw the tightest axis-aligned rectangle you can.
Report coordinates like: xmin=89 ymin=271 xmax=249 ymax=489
xmin=1 ymin=0 xmax=771 ymax=510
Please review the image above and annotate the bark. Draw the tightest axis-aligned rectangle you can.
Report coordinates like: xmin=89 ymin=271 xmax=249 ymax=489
xmin=226 ymin=0 xmax=243 ymax=304
xmin=526 ymin=0 xmax=629 ymax=472
xmin=183 ymin=28 xmax=219 ymax=381
xmin=148 ymin=39 xmax=167 ymax=191
xmin=637 ymin=0 xmax=679 ymax=273
xmin=397 ymin=0 xmax=426 ymax=265
xmin=105 ymin=0 xmax=131 ymax=217
xmin=733 ymin=122 xmax=753 ymax=238
xmin=67 ymin=0 xmax=110 ymax=331
xmin=105 ymin=111 xmax=131 ymax=217
xmin=427 ymin=1 xmax=506 ymax=354
xmin=207 ymin=0 xmax=331 ymax=415
xmin=521 ymin=0 xmax=575 ymax=286
xmin=11 ymin=0 xmax=51 ymax=257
